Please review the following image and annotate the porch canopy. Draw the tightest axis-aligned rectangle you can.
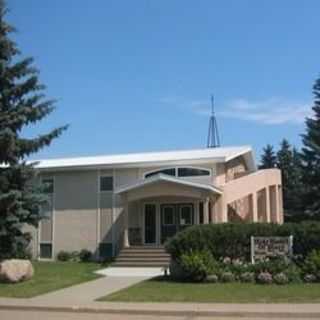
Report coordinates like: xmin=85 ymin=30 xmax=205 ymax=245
xmin=115 ymin=173 xmax=222 ymax=201
xmin=115 ymin=174 xmax=222 ymax=247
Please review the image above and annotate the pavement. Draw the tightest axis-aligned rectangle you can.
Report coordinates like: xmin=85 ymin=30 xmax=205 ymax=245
xmin=1 ymin=308 xmax=319 ymax=320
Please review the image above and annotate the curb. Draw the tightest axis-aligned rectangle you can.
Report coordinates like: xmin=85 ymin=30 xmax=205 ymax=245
xmin=1 ymin=304 xmax=320 ymax=318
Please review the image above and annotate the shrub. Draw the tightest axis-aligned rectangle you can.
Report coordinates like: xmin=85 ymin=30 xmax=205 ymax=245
xmin=303 ymin=249 xmax=320 ymax=280
xmin=304 ymin=274 xmax=317 ymax=283
xmin=70 ymin=251 xmax=80 ymax=262
xmin=79 ymin=249 xmax=92 ymax=262
xmin=206 ymin=274 xmax=219 ymax=283
xmin=165 ymin=222 xmax=320 ymax=261
xmin=171 ymin=250 xmax=218 ymax=282
xmin=240 ymin=272 xmax=255 ymax=283
xmin=257 ymin=272 xmax=273 ymax=284
xmin=220 ymin=271 xmax=235 ymax=283
xmin=284 ymin=265 xmax=302 ymax=283
xmin=273 ymin=272 xmax=289 ymax=285
xmin=57 ymin=251 xmax=71 ymax=262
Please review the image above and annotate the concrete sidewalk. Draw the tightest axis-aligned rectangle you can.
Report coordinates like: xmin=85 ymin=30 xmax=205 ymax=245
xmin=0 ymin=300 xmax=320 ymax=318
xmin=28 ymin=276 xmax=146 ymax=305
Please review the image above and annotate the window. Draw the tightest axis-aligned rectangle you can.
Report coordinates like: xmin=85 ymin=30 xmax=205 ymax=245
xmin=144 ymin=167 xmax=211 ymax=179
xmin=145 ymin=168 xmax=176 ymax=178
xmin=40 ymin=243 xmax=52 ymax=259
xmin=162 ymin=206 xmax=175 ymax=226
xmin=180 ymin=205 xmax=193 ymax=225
xmin=178 ymin=167 xmax=210 ymax=177
xmin=42 ymin=178 xmax=54 ymax=194
xmin=100 ymin=176 xmax=113 ymax=192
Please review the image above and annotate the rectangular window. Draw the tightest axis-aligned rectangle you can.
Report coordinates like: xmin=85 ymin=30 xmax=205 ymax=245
xmin=180 ymin=205 xmax=193 ymax=225
xmin=42 ymin=178 xmax=54 ymax=194
xmin=162 ymin=205 xmax=175 ymax=226
xmin=100 ymin=176 xmax=113 ymax=192
xmin=40 ymin=243 xmax=52 ymax=259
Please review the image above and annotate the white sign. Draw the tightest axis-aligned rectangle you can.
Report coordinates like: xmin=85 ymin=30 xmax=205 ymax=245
xmin=251 ymin=236 xmax=293 ymax=264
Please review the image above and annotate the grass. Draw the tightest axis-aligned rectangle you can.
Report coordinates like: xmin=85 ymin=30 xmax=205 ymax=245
xmin=0 ymin=261 xmax=102 ymax=298
xmin=100 ymin=276 xmax=320 ymax=303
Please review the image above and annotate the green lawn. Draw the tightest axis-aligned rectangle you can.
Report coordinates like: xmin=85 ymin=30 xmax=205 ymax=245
xmin=101 ymin=277 xmax=320 ymax=303
xmin=0 ymin=261 xmax=102 ymax=298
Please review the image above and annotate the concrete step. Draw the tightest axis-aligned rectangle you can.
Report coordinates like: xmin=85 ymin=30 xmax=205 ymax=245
xmin=116 ymin=257 xmax=170 ymax=262
xmin=112 ymin=261 xmax=169 ymax=267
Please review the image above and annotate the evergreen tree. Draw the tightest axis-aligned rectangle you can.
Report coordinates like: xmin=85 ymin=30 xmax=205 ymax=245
xmin=259 ymin=144 xmax=277 ymax=169
xmin=277 ymin=139 xmax=303 ymax=215
xmin=301 ymin=77 xmax=320 ymax=215
xmin=0 ymin=1 xmax=67 ymax=259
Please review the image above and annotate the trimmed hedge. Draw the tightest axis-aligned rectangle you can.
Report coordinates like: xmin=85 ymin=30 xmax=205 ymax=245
xmin=165 ymin=222 xmax=320 ymax=260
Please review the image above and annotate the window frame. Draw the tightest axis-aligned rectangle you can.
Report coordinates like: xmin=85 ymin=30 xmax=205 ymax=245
xmin=161 ymin=205 xmax=175 ymax=226
xmin=144 ymin=166 xmax=212 ymax=179
xmin=39 ymin=176 xmax=55 ymax=260
xmin=99 ymin=175 xmax=114 ymax=193
xmin=179 ymin=204 xmax=193 ymax=226
xmin=39 ymin=242 xmax=53 ymax=259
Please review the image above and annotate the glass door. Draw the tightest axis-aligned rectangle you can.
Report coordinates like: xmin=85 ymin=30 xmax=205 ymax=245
xmin=144 ymin=204 xmax=157 ymax=244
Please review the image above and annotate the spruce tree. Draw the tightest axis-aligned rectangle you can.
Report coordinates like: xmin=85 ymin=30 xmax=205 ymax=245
xmin=259 ymin=144 xmax=277 ymax=169
xmin=0 ymin=1 xmax=67 ymax=259
xmin=301 ymin=77 xmax=320 ymax=215
xmin=277 ymin=139 xmax=302 ymax=215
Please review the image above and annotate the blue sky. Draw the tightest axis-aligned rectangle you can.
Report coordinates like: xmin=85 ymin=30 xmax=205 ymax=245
xmin=8 ymin=0 xmax=320 ymax=160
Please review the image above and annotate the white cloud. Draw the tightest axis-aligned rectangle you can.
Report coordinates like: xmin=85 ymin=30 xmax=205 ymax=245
xmin=219 ymin=98 xmax=312 ymax=125
xmin=162 ymin=97 xmax=312 ymax=125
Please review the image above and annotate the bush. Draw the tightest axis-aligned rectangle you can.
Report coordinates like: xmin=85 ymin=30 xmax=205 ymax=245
xmin=240 ymin=272 xmax=255 ymax=283
xmin=171 ymin=251 xmax=218 ymax=282
xmin=165 ymin=222 xmax=320 ymax=261
xmin=273 ymin=272 xmax=289 ymax=285
xmin=303 ymin=249 xmax=320 ymax=280
xmin=57 ymin=251 xmax=71 ymax=262
xmin=206 ymin=274 xmax=219 ymax=283
xmin=304 ymin=274 xmax=317 ymax=283
xmin=220 ymin=271 xmax=235 ymax=283
xmin=257 ymin=272 xmax=273 ymax=284
xmin=79 ymin=249 xmax=92 ymax=262
xmin=70 ymin=251 xmax=80 ymax=262
xmin=284 ymin=264 xmax=302 ymax=283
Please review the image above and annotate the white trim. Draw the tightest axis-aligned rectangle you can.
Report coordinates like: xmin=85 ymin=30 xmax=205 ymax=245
xmin=116 ymin=173 xmax=223 ymax=195
xmin=143 ymin=166 xmax=213 ymax=179
xmin=112 ymin=168 xmax=116 ymax=256
xmin=32 ymin=146 xmax=255 ymax=171
xmin=96 ymin=169 xmax=101 ymax=258
xmin=39 ymin=176 xmax=55 ymax=260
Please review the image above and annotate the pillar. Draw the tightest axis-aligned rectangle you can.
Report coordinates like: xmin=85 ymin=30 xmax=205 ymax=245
xmin=252 ymin=192 xmax=258 ymax=222
xmin=203 ymin=198 xmax=209 ymax=224
xmin=265 ymin=187 xmax=271 ymax=223
xmin=123 ymin=202 xmax=130 ymax=248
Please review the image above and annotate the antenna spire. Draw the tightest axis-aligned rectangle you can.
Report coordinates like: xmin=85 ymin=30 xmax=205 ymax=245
xmin=207 ymin=94 xmax=221 ymax=148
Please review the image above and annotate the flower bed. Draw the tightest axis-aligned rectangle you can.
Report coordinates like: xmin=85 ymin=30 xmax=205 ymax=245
xmin=165 ymin=223 xmax=320 ymax=284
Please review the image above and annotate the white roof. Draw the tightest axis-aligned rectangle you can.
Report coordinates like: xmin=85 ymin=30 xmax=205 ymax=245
xmin=32 ymin=145 xmax=256 ymax=171
xmin=116 ymin=173 xmax=223 ymax=195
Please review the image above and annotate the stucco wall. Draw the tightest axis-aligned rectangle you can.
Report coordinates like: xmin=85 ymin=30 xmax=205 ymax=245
xmin=53 ymin=170 xmax=99 ymax=256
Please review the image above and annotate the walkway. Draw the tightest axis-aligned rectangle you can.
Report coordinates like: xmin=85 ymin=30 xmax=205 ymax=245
xmin=29 ymin=275 xmax=146 ymax=305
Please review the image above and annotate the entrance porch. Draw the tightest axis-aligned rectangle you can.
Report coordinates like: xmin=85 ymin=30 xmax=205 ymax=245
xmin=116 ymin=174 xmax=222 ymax=248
